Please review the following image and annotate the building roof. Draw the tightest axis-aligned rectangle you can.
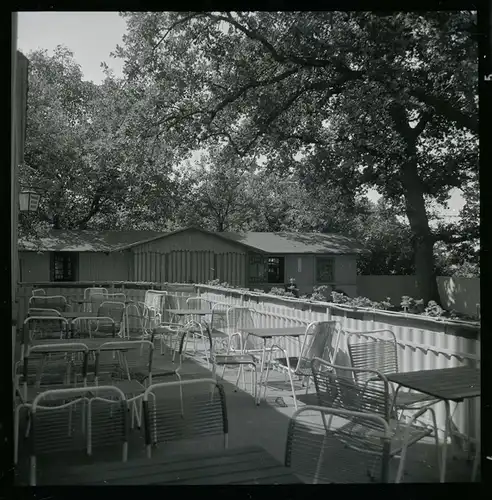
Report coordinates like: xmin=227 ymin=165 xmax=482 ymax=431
xmin=19 ymin=227 xmax=367 ymax=255
xmin=18 ymin=230 xmax=165 ymax=252
xmin=220 ymin=232 xmax=366 ymax=255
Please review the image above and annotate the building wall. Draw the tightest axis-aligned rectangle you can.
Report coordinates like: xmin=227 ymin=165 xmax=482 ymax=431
xmin=19 ymin=251 xmax=50 ymax=282
xmin=131 ymin=229 xmax=248 ymax=286
xmin=249 ymin=253 xmax=358 ymax=296
xmin=78 ymin=252 xmax=130 ymax=281
xmin=19 ymin=251 xmax=130 ymax=283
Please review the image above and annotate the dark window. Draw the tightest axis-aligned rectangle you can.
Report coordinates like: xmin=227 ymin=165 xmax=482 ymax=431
xmin=249 ymin=254 xmax=285 ymax=284
xmin=316 ymin=257 xmax=334 ymax=283
xmin=51 ymin=252 xmax=78 ymax=282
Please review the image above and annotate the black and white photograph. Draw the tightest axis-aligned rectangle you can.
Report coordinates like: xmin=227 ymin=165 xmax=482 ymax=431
xmin=10 ymin=9 xmax=481 ymax=485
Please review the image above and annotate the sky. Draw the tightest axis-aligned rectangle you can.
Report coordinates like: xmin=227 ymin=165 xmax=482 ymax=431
xmin=17 ymin=11 xmax=465 ymax=221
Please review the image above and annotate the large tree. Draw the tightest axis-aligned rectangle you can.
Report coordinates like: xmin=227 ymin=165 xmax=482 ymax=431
xmin=22 ymin=46 xmax=183 ymax=234
xmin=114 ymin=11 xmax=478 ymax=304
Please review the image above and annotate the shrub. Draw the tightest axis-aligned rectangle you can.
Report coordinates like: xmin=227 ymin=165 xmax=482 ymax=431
xmin=269 ymin=287 xmax=295 ymax=298
xmin=400 ymin=296 xmax=425 ymax=314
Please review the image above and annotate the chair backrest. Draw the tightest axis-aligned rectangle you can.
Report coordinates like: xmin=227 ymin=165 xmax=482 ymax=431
xmin=28 ymin=308 xmax=61 ymax=317
xmin=23 ymin=316 xmax=69 ymax=344
xmin=209 ymin=302 xmax=230 ymax=331
xmin=91 ymin=293 xmax=125 ymax=313
xmin=20 ymin=343 xmax=89 ymax=397
xmin=95 ymin=340 xmax=154 ymax=384
xmin=29 ymin=295 xmax=68 ymax=312
xmin=285 ymin=405 xmax=391 ymax=483
xmin=186 ymin=296 xmax=213 ymax=311
xmin=346 ymin=330 xmax=399 ymax=384
xmin=295 ymin=321 xmax=339 ymax=374
xmin=166 ymin=293 xmax=190 ymax=310
xmin=29 ymin=385 xmax=128 ymax=485
xmin=83 ymin=287 xmax=108 ymax=300
xmin=311 ymin=357 xmax=391 ymax=421
xmin=98 ymin=301 xmax=125 ymax=324
xmin=142 ymin=378 xmax=228 ymax=456
xmin=72 ymin=316 xmax=115 ymax=338
xmin=32 ymin=289 xmax=46 ymax=296
xmin=144 ymin=290 xmax=167 ymax=311
xmin=227 ymin=307 xmax=257 ymax=350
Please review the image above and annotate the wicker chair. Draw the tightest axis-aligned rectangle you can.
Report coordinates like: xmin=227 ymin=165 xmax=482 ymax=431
xmin=310 ymin=357 xmax=440 ymax=483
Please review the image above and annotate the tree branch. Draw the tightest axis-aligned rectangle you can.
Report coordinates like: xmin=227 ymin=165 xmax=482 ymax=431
xmin=205 ymin=12 xmax=360 ymax=75
xmin=410 ymin=89 xmax=478 ymax=134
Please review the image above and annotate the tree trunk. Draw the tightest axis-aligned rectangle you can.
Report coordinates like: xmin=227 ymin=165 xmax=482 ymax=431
xmin=400 ymin=157 xmax=441 ymax=305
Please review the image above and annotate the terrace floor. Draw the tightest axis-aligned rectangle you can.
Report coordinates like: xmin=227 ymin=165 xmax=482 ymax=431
xmin=14 ymin=342 xmax=478 ymax=485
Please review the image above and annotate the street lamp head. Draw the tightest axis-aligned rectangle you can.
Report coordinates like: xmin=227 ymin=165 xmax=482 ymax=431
xmin=19 ymin=188 xmax=42 ymax=212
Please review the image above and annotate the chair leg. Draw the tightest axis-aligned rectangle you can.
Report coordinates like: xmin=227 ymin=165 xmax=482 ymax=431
xmin=471 ymin=439 xmax=480 ymax=482
xmin=14 ymin=404 xmax=24 ymax=464
xmin=176 ymin=373 xmax=184 ymax=417
xmin=29 ymin=455 xmax=36 ymax=486
xmin=286 ymin=369 xmax=298 ymax=410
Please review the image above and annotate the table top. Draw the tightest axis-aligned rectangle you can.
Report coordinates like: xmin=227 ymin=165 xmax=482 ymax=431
xmin=167 ymin=309 xmax=212 ymax=316
xmin=61 ymin=311 xmax=99 ymax=319
xmin=386 ymin=366 xmax=480 ymax=402
xmin=53 ymin=446 xmax=302 ymax=485
xmin=241 ymin=327 xmax=306 ymax=338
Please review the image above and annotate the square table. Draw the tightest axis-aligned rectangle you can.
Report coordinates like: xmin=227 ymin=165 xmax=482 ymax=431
xmin=386 ymin=366 xmax=480 ymax=482
xmin=49 ymin=445 xmax=302 ymax=485
xmin=239 ymin=327 xmax=307 ymax=405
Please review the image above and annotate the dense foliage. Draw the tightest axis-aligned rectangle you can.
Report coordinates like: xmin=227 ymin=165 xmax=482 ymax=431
xmin=21 ymin=11 xmax=479 ymax=298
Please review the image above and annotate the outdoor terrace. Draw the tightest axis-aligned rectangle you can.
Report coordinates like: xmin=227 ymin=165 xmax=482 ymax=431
xmin=14 ymin=342 xmax=477 ymax=485
xmin=13 ymin=282 xmax=480 ymax=484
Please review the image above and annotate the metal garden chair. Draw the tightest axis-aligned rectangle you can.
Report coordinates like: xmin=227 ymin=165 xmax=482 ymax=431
xmin=27 ymin=385 xmax=129 ymax=485
xmin=346 ymin=330 xmax=438 ymax=415
xmin=210 ymin=306 xmax=261 ymax=398
xmin=285 ymin=405 xmax=392 ymax=483
xmin=27 ymin=308 xmax=62 ymax=317
xmin=83 ymin=287 xmax=108 ymax=312
xmin=20 ymin=316 xmax=69 ymax=362
xmin=262 ymin=321 xmax=340 ymax=409
xmin=94 ymin=340 xmax=154 ymax=429
xmin=29 ymin=295 xmax=70 ymax=312
xmin=31 ymin=288 xmax=46 ymax=296
xmin=97 ymin=301 xmax=126 ymax=337
xmin=136 ymin=290 xmax=167 ymax=335
xmin=14 ymin=343 xmax=90 ymax=465
xmin=310 ymin=357 xmax=440 ymax=483
xmin=142 ymin=378 xmax=229 ymax=458
xmin=90 ymin=293 xmax=126 ymax=317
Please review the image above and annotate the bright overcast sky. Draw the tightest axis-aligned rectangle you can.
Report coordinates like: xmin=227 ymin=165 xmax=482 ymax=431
xmin=18 ymin=11 xmax=126 ymax=83
xmin=16 ymin=11 xmax=465 ymax=219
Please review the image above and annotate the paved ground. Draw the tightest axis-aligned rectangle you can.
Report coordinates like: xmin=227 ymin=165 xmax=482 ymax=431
xmin=15 ymin=340 xmax=478 ymax=484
